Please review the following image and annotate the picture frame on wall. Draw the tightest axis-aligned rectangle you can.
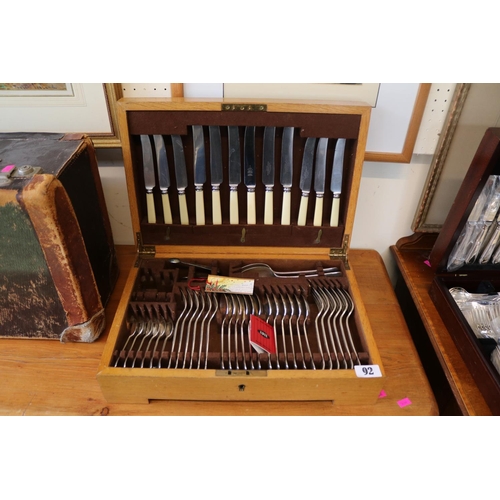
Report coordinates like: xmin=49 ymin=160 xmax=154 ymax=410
xmin=223 ymin=83 xmax=431 ymax=163
xmin=0 ymin=83 xmax=123 ymax=148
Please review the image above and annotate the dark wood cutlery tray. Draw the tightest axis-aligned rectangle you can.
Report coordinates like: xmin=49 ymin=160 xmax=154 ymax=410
xmin=110 ymin=257 xmax=372 ymax=371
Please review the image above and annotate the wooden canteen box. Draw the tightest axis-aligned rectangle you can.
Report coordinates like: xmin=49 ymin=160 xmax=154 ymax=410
xmin=97 ymin=98 xmax=385 ymax=404
xmin=429 ymin=128 xmax=500 ymax=414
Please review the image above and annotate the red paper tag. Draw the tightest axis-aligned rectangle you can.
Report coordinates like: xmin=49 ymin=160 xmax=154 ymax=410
xmin=249 ymin=314 xmax=276 ymax=354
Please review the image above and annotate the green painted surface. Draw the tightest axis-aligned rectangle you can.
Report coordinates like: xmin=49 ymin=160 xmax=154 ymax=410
xmin=0 ymin=201 xmax=67 ymax=337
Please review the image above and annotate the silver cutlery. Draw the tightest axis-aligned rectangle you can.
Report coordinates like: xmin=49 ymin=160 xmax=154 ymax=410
xmin=262 ymin=126 xmax=276 ymax=225
xmin=313 ymin=138 xmax=328 ymax=227
xmin=192 ymin=125 xmax=206 ymax=226
xmin=228 ymin=126 xmax=241 ymax=225
xmin=244 ymin=126 xmax=257 ymax=224
xmin=209 ymin=126 xmax=223 ymax=225
xmin=280 ymin=127 xmax=294 ymax=225
xmin=297 ymin=137 xmax=317 ymax=226
xmin=232 ymin=262 xmax=340 ymax=278
xmin=140 ymin=135 xmax=156 ymax=224
xmin=171 ymin=134 xmax=189 ymax=225
xmin=330 ymin=139 xmax=346 ymax=227
xmin=153 ymin=134 xmax=172 ymax=224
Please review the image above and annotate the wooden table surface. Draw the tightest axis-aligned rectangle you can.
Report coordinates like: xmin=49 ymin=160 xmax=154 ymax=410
xmin=391 ymin=237 xmax=491 ymax=416
xmin=0 ymin=246 xmax=438 ymax=416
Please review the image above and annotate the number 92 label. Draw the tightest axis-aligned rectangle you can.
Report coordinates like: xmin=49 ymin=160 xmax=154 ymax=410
xmin=354 ymin=365 xmax=382 ymax=378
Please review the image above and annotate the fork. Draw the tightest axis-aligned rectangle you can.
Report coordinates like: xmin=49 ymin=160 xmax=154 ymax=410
xmin=232 ymin=262 xmax=340 ymax=278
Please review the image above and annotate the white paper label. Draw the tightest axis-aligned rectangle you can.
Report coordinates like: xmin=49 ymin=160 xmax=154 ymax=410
xmin=354 ymin=365 xmax=382 ymax=378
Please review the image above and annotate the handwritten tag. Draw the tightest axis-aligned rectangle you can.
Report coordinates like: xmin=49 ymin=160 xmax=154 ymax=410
xmin=205 ymin=275 xmax=254 ymax=295
xmin=354 ymin=365 xmax=382 ymax=378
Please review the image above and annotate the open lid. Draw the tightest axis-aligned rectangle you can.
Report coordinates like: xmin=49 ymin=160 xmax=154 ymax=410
xmin=430 ymin=128 xmax=500 ymax=274
xmin=116 ymin=98 xmax=371 ymax=257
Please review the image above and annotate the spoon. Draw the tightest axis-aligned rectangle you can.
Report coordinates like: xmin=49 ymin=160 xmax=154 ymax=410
xmin=167 ymin=258 xmax=214 ymax=273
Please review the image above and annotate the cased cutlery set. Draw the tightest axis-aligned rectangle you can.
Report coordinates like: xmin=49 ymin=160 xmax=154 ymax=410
xmin=429 ymin=128 xmax=500 ymax=414
xmin=97 ymin=98 xmax=385 ymax=404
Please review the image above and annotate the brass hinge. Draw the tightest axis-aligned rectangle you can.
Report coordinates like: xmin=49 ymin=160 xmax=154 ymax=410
xmin=221 ymin=103 xmax=267 ymax=112
xmin=136 ymin=232 xmax=155 ymax=258
xmin=329 ymin=234 xmax=350 ymax=269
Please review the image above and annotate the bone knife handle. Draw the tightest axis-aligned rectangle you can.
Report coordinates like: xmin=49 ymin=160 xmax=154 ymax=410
xmin=161 ymin=191 xmax=172 ymax=224
xmin=230 ymin=188 xmax=239 ymax=224
xmin=212 ymin=188 xmax=222 ymax=225
xmin=313 ymin=196 xmax=323 ymax=227
xmin=146 ymin=191 xmax=156 ymax=224
xmin=281 ymin=189 xmax=291 ymax=225
xmin=297 ymin=194 xmax=309 ymax=226
xmin=264 ymin=189 xmax=273 ymax=225
xmin=178 ymin=191 xmax=189 ymax=225
xmin=195 ymin=188 xmax=205 ymax=225
xmin=247 ymin=189 xmax=256 ymax=224
xmin=330 ymin=196 xmax=340 ymax=227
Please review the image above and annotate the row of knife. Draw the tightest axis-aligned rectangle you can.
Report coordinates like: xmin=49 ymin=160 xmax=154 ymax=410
xmin=139 ymin=126 xmax=347 ymax=227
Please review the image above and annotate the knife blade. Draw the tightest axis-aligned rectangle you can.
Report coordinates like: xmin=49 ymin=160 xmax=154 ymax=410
xmin=330 ymin=138 xmax=346 ymax=227
xmin=313 ymin=138 xmax=328 ymax=227
xmin=209 ymin=126 xmax=223 ymax=225
xmin=192 ymin=125 xmax=206 ymax=225
xmin=228 ymin=126 xmax=241 ymax=224
xmin=140 ymin=134 xmax=156 ymax=224
xmin=262 ymin=126 xmax=276 ymax=225
xmin=297 ymin=137 xmax=317 ymax=226
xmin=244 ymin=126 xmax=256 ymax=225
xmin=280 ymin=127 xmax=294 ymax=225
xmin=153 ymin=135 xmax=172 ymax=224
xmin=171 ymin=134 xmax=189 ymax=225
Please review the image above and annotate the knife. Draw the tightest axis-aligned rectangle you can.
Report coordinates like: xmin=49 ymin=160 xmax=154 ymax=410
xmin=140 ymin=135 xmax=156 ymax=224
xmin=262 ymin=126 xmax=276 ymax=225
xmin=192 ymin=125 xmax=206 ymax=225
xmin=297 ymin=137 xmax=317 ymax=226
xmin=330 ymin=138 xmax=346 ymax=227
xmin=228 ymin=126 xmax=241 ymax=224
xmin=244 ymin=126 xmax=256 ymax=225
xmin=209 ymin=126 xmax=223 ymax=225
xmin=153 ymin=135 xmax=172 ymax=224
xmin=171 ymin=134 xmax=189 ymax=225
xmin=313 ymin=138 xmax=328 ymax=227
xmin=280 ymin=127 xmax=294 ymax=225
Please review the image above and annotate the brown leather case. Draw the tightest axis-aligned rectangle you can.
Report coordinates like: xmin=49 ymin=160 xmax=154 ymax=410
xmin=0 ymin=133 xmax=118 ymax=342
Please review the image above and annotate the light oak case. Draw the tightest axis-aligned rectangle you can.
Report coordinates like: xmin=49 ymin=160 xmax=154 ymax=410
xmin=97 ymin=98 xmax=385 ymax=404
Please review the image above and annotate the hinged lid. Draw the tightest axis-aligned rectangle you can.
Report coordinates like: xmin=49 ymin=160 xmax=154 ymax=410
xmin=117 ymin=98 xmax=371 ymax=258
xmin=430 ymin=128 xmax=500 ymax=275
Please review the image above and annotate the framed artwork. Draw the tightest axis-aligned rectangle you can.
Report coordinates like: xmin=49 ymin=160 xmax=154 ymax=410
xmin=413 ymin=83 xmax=500 ymax=232
xmin=0 ymin=83 xmax=123 ymax=148
xmin=223 ymin=83 xmax=431 ymax=163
